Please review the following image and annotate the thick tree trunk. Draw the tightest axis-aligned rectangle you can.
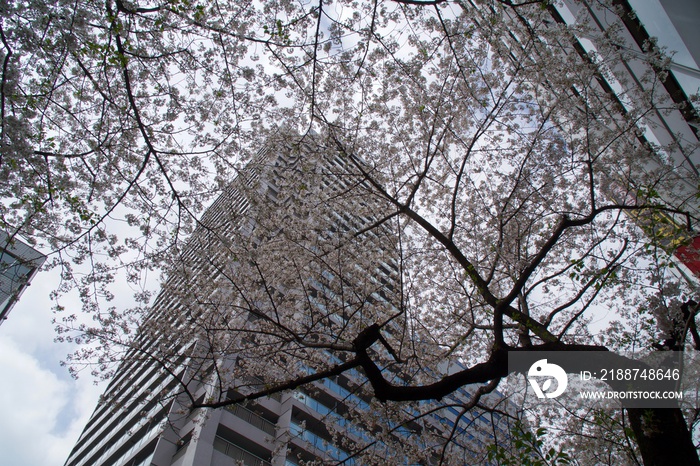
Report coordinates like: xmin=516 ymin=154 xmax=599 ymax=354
xmin=627 ymin=407 xmax=700 ymax=466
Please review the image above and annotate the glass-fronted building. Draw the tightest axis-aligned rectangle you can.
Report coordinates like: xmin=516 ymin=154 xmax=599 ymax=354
xmin=0 ymin=231 xmax=45 ymax=326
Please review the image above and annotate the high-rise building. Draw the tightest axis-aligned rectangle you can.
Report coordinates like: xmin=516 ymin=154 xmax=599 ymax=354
xmin=477 ymin=0 xmax=699 ymax=280
xmin=548 ymin=0 xmax=700 ymax=278
xmin=0 ymin=231 xmax=46 ymax=326
xmin=64 ymin=136 xmax=512 ymax=466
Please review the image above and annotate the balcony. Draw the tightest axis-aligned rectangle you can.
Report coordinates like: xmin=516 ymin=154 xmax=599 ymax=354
xmin=213 ymin=436 xmax=272 ymax=466
xmin=225 ymin=403 xmax=277 ymax=436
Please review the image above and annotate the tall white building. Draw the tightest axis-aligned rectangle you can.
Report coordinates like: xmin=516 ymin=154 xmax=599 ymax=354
xmin=481 ymin=0 xmax=699 ymax=279
xmin=549 ymin=0 xmax=700 ymax=276
xmin=64 ymin=136 xmax=512 ymax=466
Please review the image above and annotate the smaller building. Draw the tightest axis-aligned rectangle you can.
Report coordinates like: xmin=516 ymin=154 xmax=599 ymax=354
xmin=0 ymin=231 xmax=45 ymax=326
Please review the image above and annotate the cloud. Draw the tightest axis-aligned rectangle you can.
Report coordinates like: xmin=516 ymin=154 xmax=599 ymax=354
xmin=0 ymin=337 xmax=102 ymax=466
xmin=0 ymin=248 xmax=154 ymax=466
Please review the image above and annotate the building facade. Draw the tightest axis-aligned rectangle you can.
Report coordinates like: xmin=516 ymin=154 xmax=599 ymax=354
xmin=0 ymin=231 xmax=45 ymax=326
xmin=64 ymin=137 xmax=512 ymax=466
xmin=551 ymin=0 xmax=700 ymax=277
xmin=552 ymin=0 xmax=700 ymax=279
xmin=478 ymin=0 xmax=699 ymax=281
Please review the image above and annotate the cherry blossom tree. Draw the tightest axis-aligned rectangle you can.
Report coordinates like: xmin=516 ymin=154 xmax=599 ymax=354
xmin=3 ymin=0 xmax=699 ymax=464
